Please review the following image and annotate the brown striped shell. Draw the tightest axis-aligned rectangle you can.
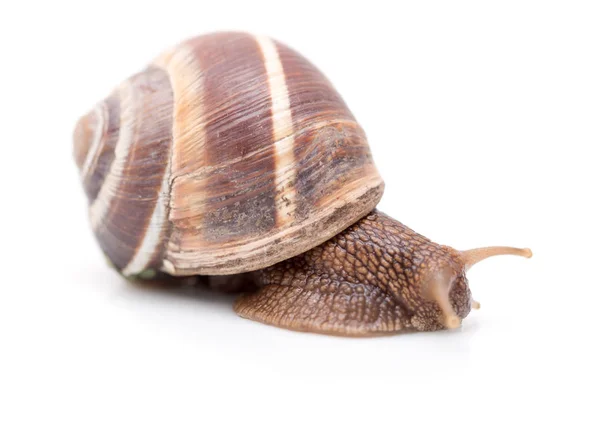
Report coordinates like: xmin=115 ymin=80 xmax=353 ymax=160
xmin=73 ymin=32 xmax=384 ymax=277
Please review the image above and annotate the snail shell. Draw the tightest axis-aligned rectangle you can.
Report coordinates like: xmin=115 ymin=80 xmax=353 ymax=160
xmin=73 ymin=32 xmax=384 ymax=276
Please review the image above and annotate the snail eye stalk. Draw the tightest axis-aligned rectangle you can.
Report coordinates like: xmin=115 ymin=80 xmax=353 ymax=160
xmin=461 ymin=246 xmax=532 ymax=271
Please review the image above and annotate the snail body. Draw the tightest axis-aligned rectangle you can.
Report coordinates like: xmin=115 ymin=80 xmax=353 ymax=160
xmin=74 ymin=32 xmax=531 ymax=336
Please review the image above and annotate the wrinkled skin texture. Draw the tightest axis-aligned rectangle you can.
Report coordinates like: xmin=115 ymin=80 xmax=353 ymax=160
xmin=233 ymin=210 xmax=474 ymax=336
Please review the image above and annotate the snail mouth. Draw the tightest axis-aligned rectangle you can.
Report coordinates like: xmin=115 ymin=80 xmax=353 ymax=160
xmin=73 ymin=104 xmax=105 ymax=176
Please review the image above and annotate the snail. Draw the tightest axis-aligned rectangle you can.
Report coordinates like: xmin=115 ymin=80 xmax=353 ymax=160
xmin=73 ymin=32 xmax=531 ymax=336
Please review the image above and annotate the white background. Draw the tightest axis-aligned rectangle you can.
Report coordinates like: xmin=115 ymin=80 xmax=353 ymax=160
xmin=1 ymin=1 xmax=598 ymax=424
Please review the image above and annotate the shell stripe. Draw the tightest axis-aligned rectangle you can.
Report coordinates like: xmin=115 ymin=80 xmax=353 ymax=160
xmin=79 ymin=104 xmax=106 ymax=179
xmin=256 ymin=35 xmax=296 ymax=227
xmin=276 ymin=40 xmax=376 ymax=216
xmin=90 ymin=68 xmax=174 ymax=274
xmin=121 ymin=156 xmax=171 ymax=276
xmin=151 ymin=42 xmax=208 ymax=274
xmin=88 ymin=82 xmax=137 ymax=231
xmin=83 ymin=95 xmax=121 ymax=202
xmin=156 ymin=32 xmax=279 ymax=275
xmin=196 ymin=33 xmax=276 ymax=241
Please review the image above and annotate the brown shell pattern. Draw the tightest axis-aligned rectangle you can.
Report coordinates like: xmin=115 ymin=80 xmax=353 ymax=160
xmin=73 ymin=32 xmax=384 ymax=276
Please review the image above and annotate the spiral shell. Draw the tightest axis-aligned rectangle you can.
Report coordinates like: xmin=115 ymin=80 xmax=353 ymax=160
xmin=73 ymin=32 xmax=384 ymax=276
